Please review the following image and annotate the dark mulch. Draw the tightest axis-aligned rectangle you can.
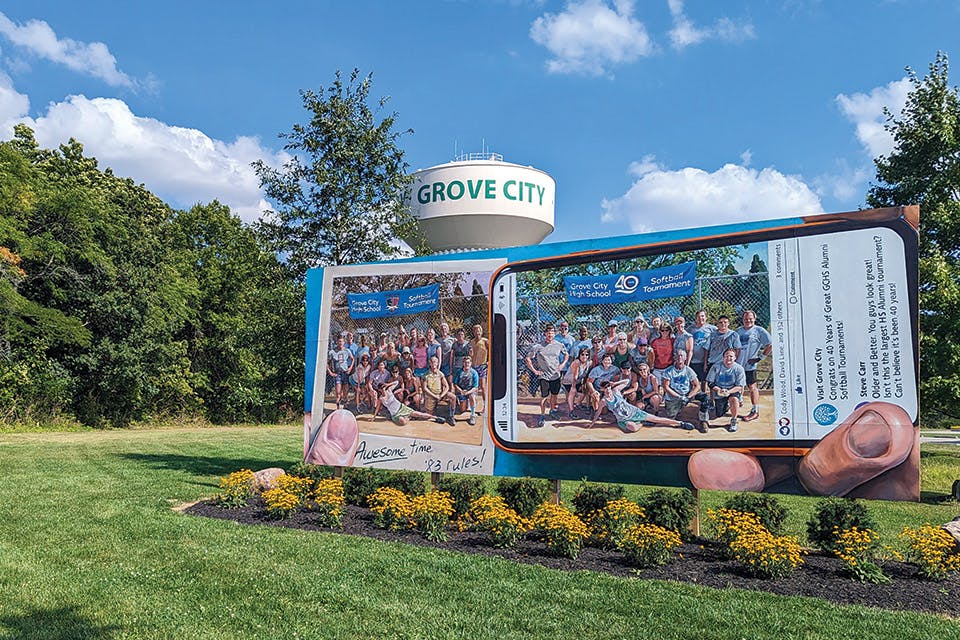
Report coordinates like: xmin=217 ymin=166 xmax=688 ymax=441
xmin=187 ymin=500 xmax=960 ymax=617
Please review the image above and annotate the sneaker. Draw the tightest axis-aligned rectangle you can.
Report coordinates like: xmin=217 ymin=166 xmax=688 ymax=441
xmin=446 ymin=416 xmax=456 ymax=426
xmin=536 ymin=415 xmax=545 ymax=428
xmin=434 ymin=417 xmax=446 ymax=424
xmin=468 ymin=416 xmax=476 ymax=426
xmin=727 ymin=419 xmax=738 ymax=433
xmin=680 ymin=422 xmax=695 ymax=431
xmin=743 ymin=410 xmax=759 ymax=422
xmin=569 ymin=408 xmax=581 ymax=419
xmin=549 ymin=409 xmax=561 ymax=420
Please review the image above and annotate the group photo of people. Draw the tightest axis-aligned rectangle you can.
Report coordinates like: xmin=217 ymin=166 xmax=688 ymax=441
xmin=512 ymin=247 xmax=775 ymax=442
xmin=318 ymin=268 xmax=494 ymax=447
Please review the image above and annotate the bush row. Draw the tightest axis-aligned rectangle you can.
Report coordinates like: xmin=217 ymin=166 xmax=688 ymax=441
xmin=214 ymin=470 xmax=960 ymax=580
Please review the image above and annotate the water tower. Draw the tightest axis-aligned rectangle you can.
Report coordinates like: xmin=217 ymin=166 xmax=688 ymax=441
xmin=405 ymin=152 xmax=555 ymax=252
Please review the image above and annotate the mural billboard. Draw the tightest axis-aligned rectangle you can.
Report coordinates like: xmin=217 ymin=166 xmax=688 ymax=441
xmin=304 ymin=206 xmax=919 ymax=500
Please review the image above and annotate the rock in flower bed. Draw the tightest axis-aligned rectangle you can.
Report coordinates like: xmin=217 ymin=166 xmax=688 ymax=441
xmin=186 ymin=498 xmax=960 ymax=617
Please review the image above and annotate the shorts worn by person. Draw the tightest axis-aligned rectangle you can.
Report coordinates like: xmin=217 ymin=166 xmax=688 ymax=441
xmin=736 ymin=310 xmax=772 ymax=421
xmin=525 ymin=325 xmax=569 ymax=426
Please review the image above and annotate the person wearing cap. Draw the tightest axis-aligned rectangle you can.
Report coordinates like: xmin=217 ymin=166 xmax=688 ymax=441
xmin=602 ymin=319 xmax=620 ymax=354
xmin=525 ymin=323 xmax=569 ymax=427
xmin=628 ymin=314 xmax=651 ymax=348
xmin=344 ymin=330 xmax=358 ymax=357
xmin=398 ymin=346 xmax=415 ymax=375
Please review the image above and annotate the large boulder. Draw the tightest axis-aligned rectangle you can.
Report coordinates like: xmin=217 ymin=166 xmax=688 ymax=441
xmin=944 ymin=516 xmax=960 ymax=546
xmin=253 ymin=467 xmax=286 ymax=492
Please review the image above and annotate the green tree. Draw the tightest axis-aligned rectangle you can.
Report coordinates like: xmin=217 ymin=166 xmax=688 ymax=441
xmin=254 ymin=69 xmax=421 ymax=277
xmin=170 ymin=202 xmax=302 ymax=423
xmin=866 ymin=52 xmax=960 ymax=424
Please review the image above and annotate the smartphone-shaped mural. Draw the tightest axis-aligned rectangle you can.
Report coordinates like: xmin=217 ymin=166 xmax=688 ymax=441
xmin=490 ymin=219 xmax=917 ymax=454
xmin=306 ymin=258 xmax=504 ymax=474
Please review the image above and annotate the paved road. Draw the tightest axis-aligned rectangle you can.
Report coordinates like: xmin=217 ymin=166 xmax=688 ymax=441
xmin=920 ymin=437 xmax=960 ymax=445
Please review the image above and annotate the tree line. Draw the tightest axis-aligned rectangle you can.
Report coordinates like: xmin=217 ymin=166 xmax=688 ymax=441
xmin=1 ymin=56 xmax=958 ymax=427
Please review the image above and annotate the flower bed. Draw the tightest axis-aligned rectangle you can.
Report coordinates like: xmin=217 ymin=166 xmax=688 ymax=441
xmin=186 ymin=498 xmax=960 ymax=617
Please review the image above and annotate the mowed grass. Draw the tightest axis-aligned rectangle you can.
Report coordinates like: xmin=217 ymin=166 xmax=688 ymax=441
xmin=0 ymin=427 xmax=957 ymax=639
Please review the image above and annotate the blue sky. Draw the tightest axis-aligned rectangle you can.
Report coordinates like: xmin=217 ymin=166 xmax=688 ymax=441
xmin=0 ymin=1 xmax=954 ymax=243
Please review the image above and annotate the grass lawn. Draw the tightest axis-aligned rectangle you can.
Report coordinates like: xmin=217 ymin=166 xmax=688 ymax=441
xmin=0 ymin=425 xmax=957 ymax=639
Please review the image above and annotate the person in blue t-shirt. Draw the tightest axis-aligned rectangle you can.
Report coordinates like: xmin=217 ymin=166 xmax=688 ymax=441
xmin=453 ymin=356 xmax=481 ymax=426
xmin=705 ymin=348 xmax=747 ymax=432
xmin=661 ymin=349 xmax=700 ymax=420
xmin=690 ymin=309 xmax=716 ymax=384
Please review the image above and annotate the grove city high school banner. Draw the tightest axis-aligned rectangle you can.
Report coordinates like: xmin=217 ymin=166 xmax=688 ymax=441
xmin=347 ymin=283 xmax=440 ymax=319
xmin=563 ymin=261 xmax=697 ymax=305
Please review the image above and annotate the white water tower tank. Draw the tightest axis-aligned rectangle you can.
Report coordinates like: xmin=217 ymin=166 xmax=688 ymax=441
xmin=405 ymin=153 xmax=555 ymax=252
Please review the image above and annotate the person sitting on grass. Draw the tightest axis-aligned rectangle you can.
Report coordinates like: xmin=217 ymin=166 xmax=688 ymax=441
xmin=635 ymin=361 xmax=662 ymax=415
xmin=586 ymin=352 xmax=619 ymax=422
xmin=422 ymin=355 xmax=456 ymax=426
xmin=705 ymin=347 xmax=747 ymax=433
xmin=661 ymin=349 xmax=700 ymax=421
xmin=590 ymin=378 xmax=696 ymax=433
xmin=378 ymin=379 xmax=448 ymax=426
xmin=453 ymin=355 xmax=481 ymax=426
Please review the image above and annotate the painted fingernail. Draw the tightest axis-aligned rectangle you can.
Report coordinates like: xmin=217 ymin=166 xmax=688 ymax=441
xmin=323 ymin=409 xmax=358 ymax=452
xmin=846 ymin=410 xmax=889 ymax=458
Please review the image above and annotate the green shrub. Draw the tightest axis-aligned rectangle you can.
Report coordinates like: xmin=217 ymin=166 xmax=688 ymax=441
xmin=288 ymin=461 xmax=335 ymax=483
xmin=496 ymin=477 xmax=552 ymax=517
xmin=571 ymin=481 xmax=625 ymax=518
xmin=342 ymin=467 xmax=389 ymax=506
xmin=437 ymin=475 xmax=487 ymax=517
xmin=806 ymin=498 xmax=875 ymax=552
xmin=381 ymin=470 xmax=429 ymax=496
xmin=722 ymin=493 xmax=788 ymax=534
xmin=641 ymin=488 xmax=695 ymax=536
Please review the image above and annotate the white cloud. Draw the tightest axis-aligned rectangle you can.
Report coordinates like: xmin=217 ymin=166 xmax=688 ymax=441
xmin=836 ymin=77 xmax=911 ymax=159
xmin=0 ymin=12 xmax=137 ymax=89
xmin=739 ymin=149 xmax=752 ymax=167
xmin=813 ymin=161 xmax=870 ymax=203
xmin=3 ymin=93 xmax=286 ymax=222
xmin=0 ymin=69 xmax=29 ymax=124
xmin=667 ymin=0 xmax=754 ymax=50
xmin=601 ymin=158 xmax=823 ymax=233
xmin=529 ymin=0 xmax=653 ymax=77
